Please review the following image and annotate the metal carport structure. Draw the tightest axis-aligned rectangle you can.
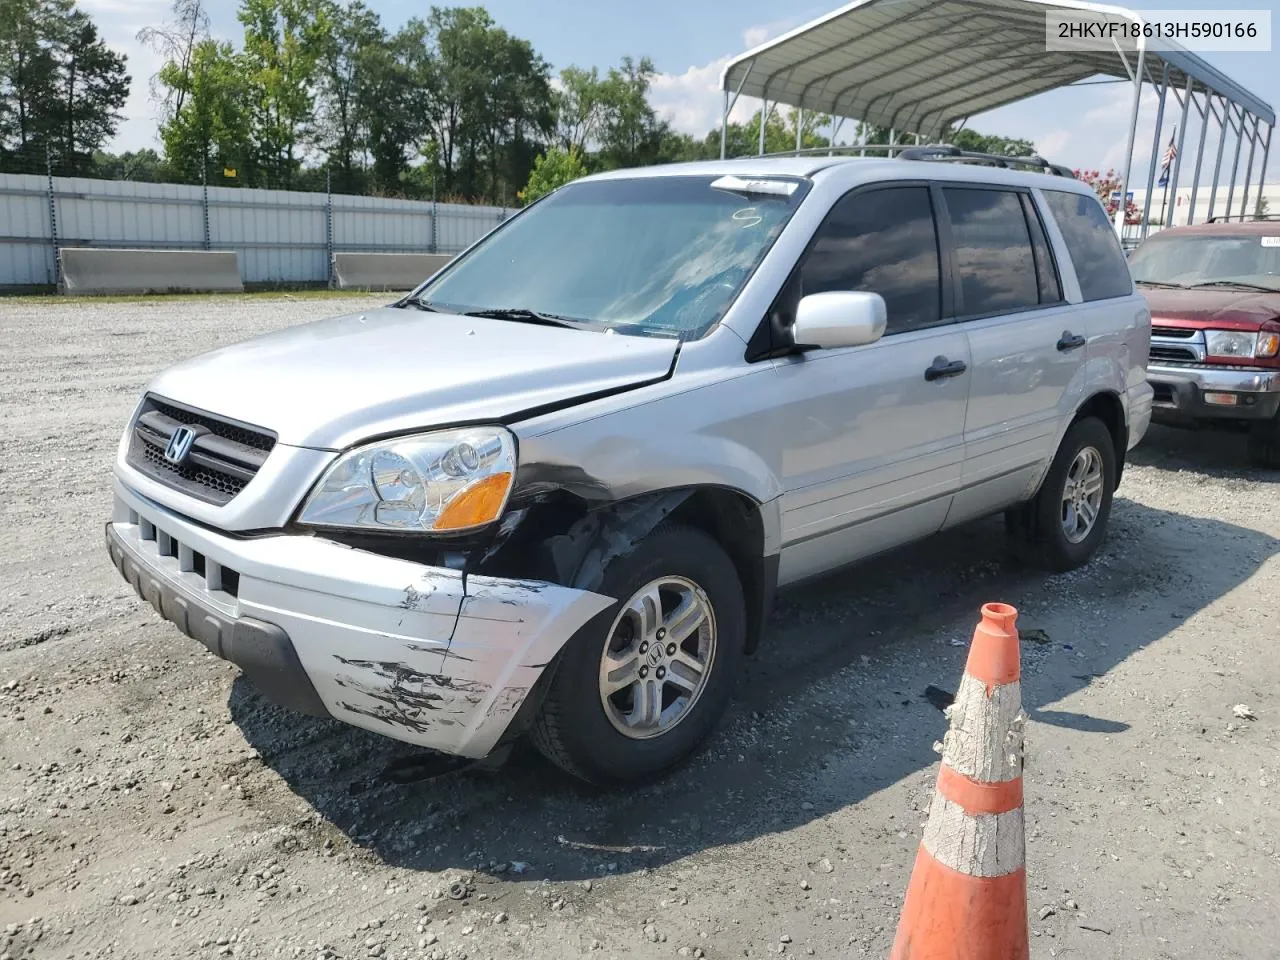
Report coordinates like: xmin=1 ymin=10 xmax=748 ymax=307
xmin=718 ymin=0 xmax=1274 ymax=240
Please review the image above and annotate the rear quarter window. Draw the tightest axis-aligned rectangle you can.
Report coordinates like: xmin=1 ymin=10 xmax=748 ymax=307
xmin=1043 ymin=190 xmax=1134 ymax=302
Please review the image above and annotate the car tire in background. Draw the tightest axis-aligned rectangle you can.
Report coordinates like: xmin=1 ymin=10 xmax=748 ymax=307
xmin=1246 ymin=414 xmax=1280 ymax=469
xmin=531 ymin=525 xmax=746 ymax=785
xmin=1005 ymin=415 xmax=1117 ymax=573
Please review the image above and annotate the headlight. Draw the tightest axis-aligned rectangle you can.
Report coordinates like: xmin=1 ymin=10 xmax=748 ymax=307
xmin=1204 ymin=330 xmax=1258 ymax=359
xmin=298 ymin=427 xmax=516 ymax=533
xmin=1258 ymin=330 xmax=1280 ymax=359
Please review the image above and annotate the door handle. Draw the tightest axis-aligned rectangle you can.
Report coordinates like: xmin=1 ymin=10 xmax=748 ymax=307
xmin=924 ymin=357 xmax=967 ymax=381
xmin=1057 ymin=331 xmax=1087 ymax=352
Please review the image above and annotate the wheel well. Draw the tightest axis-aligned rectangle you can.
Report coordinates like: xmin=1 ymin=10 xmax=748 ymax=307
xmin=668 ymin=488 xmax=773 ymax=655
xmin=475 ymin=485 xmax=775 ymax=655
xmin=1074 ymin=392 xmax=1127 ymax=484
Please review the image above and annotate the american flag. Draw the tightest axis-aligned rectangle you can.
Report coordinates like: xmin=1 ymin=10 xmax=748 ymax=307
xmin=1157 ymin=128 xmax=1177 ymax=188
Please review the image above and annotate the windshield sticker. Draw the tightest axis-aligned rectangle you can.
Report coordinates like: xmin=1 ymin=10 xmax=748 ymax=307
xmin=1261 ymin=237 xmax=1280 ymax=247
xmin=710 ymin=175 xmax=799 ymax=197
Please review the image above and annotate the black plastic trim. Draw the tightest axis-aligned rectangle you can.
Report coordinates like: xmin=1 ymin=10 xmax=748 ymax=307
xmin=105 ymin=523 xmax=329 ymax=718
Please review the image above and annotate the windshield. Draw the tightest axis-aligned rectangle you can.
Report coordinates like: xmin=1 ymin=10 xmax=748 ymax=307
xmin=412 ymin=174 xmax=808 ymax=339
xmin=1127 ymin=233 xmax=1280 ymax=291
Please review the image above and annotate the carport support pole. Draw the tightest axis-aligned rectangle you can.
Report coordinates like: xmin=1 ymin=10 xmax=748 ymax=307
xmin=1140 ymin=63 xmax=1170 ymax=240
xmin=1114 ymin=41 xmax=1146 ymax=233
xmin=1225 ymin=110 xmax=1246 ymax=218
xmin=796 ymin=107 xmax=804 ymax=155
xmin=720 ymin=89 xmax=730 ymax=159
xmin=1238 ymin=117 xmax=1259 ymax=218
xmin=1257 ymin=124 xmax=1274 ymax=218
xmin=1188 ymin=90 xmax=1214 ymax=224
xmin=1167 ymin=77 xmax=1192 ymax=227
xmin=1206 ymin=99 xmax=1231 ymax=222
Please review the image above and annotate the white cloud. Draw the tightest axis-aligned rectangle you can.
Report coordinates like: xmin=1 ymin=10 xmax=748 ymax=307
xmin=648 ymin=21 xmax=800 ymax=138
xmin=80 ymin=0 xmax=171 ymax=152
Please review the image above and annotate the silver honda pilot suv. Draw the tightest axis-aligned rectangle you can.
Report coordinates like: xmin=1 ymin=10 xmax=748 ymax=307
xmin=106 ymin=154 xmax=1153 ymax=784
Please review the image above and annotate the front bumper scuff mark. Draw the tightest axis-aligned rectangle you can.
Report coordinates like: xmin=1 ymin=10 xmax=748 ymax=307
xmin=332 ymin=656 xmax=492 ymax=735
xmin=107 ymin=480 xmax=616 ymax=760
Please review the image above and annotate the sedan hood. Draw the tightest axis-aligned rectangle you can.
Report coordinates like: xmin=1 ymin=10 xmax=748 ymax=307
xmin=146 ymin=306 xmax=679 ymax=449
xmin=1141 ymin=286 xmax=1280 ymax=330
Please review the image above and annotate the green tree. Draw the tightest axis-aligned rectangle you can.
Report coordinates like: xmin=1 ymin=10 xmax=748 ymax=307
xmin=91 ymin=147 xmax=165 ymax=180
xmin=423 ymin=6 xmax=551 ymax=201
xmin=157 ymin=38 xmax=252 ymax=183
xmin=315 ymin=0 xmax=380 ymax=193
xmin=518 ymin=144 xmax=586 ymax=203
xmin=137 ymin=0 xmax=209 ymax=123
xmin=947 ymin=127 xmax=1037 ymax=157
xmin=710 ymin=106 xmax=830 ymax=159
xmin=0 ymin=0 xmax=60 ymax=165
xmin=0 ymin=0 xmax=127 ymax=174
xmin=597 ymin=55 xmax=663 ymax=169
xmin=238 ymin=0 xmax=330 ymax=187
xmin=48 ymin=7 xmax=129 ymax=173
xmin=358 ymin=18 xmax=431 ymax=193
xmin=553 ymin=65 xmax=607 ymax=155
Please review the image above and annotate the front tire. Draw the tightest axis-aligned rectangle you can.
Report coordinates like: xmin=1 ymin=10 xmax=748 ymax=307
xmin=1247 ymin=413 xmax=1280 ymax=468
xmin=530 ymin=526 xmax=746 ymax=785
xmin=1006 ymin=416 xmax=1116 ymax=572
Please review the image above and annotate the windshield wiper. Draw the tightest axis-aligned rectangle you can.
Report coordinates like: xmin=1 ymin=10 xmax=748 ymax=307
xmin=460 ymin=307 xmax=592 ymax=329
xmin=398 ymin=294 xmax=447 ymax=312
xmin=1134 ymin=280 xmax=1185 ymax=289
xmin=1187 ymin=280 xmax=1280 ymax=293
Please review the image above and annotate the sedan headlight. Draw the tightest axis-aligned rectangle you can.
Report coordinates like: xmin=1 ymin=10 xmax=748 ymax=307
xmin=298 ymin=427 xmax=516 ymax=533
xmin=1205 ymin=329 xmax=1258 ymax=359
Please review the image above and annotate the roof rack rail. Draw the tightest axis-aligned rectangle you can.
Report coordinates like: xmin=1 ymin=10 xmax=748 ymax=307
xmin=729 ymin=144 xmax=909 ymax=159
xmin=727 ymin=142 xmax=1077 ymax=178
xmin=1206 ymin=213 xmax=1280 ymax=223
xmin=896 ymin=144 xmax=1077 ymax=178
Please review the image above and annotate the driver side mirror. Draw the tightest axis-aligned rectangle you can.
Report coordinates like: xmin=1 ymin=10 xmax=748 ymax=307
xmin=792 ymin=291 xmax=887 ymax=351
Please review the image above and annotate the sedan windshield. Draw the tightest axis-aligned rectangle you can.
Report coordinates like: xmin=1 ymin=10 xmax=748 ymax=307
xmin=412 ymin=175 xmax=807 ymax=339
xmin=1127 ymin=233 xmax=1280 ymax=291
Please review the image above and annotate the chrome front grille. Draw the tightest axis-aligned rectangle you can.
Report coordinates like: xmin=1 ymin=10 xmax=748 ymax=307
xmin=125 ymin=395 xmax=276 ymax=505
xmin=1149 ymin=325 xmax=1206 ymax=365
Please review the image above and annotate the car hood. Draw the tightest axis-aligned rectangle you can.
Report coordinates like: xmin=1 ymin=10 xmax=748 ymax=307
xmin=146 ymin=306 xmax=679 ymax=449
xmin=1140 ymin=286 xmax=1280 ymax=330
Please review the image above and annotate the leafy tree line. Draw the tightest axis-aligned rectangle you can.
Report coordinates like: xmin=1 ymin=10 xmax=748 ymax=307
xmin=0 ymin=0 xmax=129 ymax=176
xmin=1 ymin=0 xmax=1042 ymax=204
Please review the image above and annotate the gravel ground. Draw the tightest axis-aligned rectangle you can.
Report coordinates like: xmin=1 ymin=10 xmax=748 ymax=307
xmin=1 ymin=295 xmax=1278 ymax=960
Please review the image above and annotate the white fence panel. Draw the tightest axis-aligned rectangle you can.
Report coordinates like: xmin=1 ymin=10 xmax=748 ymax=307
xmin=0 ymin=172 xmax=517 ymax=288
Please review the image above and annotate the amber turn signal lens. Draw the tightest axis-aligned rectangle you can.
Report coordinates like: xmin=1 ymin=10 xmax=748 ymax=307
xmin=1257 ymin=332 xmax=1280 ymax=359
xmin=433 ymin=472 xmax=513 ymax=530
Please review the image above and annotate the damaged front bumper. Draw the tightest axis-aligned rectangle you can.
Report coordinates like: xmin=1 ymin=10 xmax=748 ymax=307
xmin=105 ymin=478 xmax=615 ymax=758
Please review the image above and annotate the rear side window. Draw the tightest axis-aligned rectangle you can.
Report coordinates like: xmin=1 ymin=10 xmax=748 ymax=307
xmin=1043 ymin=190 xmax=1134 ymax=301
xmin=801 ymin=186 xmax=942 ymax=334
xmin=1021 ymin=193 xmax=1064 ymax=303
xmin=943 ymin=188 xmax=1040 ymax=316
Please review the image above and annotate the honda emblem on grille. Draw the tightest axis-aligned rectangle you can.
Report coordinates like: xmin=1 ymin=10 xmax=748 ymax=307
xmin=164 ymin=425 xmax=198 ymax=465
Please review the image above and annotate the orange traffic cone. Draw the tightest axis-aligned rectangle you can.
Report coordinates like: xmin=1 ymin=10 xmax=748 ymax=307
xmin=889 ymin=602 xmax=1029 ymax=960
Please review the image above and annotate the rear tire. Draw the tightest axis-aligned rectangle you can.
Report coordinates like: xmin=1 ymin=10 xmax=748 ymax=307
xmin=1005 ymin=416 xmax=1116 ymax=573
xmin=530 ymin=525 xmax=746 ymax=785
xmin=1247 ymin=413 xmax=1280 ymax=468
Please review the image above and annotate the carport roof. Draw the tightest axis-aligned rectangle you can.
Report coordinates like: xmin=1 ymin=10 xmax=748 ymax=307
xmin=719 ymin=0 xmax=1275 ymax=135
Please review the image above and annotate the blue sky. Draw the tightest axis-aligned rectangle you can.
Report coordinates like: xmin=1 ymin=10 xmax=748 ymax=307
xmin=86 ymin=0 xmax=1278 ymax=187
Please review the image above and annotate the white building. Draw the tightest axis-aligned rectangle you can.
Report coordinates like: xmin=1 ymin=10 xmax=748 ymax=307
xmin=1128 ymin=180 xmax=1278 ymax=229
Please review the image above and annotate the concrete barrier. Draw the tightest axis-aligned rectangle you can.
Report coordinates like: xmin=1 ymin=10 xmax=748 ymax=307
xmin=59 ymin=247 xmax=243 ymax=295
xmin=332 ymin=253 xmax=454 ymax=291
